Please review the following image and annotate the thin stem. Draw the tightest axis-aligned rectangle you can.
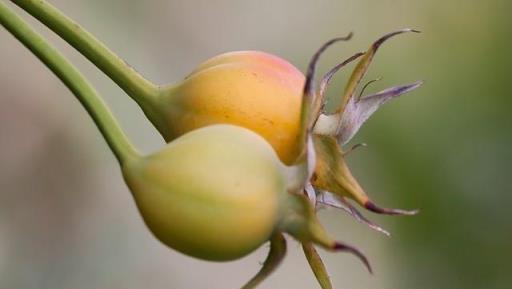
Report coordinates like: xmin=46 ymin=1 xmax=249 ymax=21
xmin=303 ymin=242 xmax=333 ymax=289
xmin=10 ymin=0 xmax=161 ymax=108
xmin=0 ymin=1 xmax=139 ymax=164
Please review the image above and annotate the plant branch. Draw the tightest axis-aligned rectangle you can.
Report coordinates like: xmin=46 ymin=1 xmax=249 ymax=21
xmin=10 ymin=0 xmax=161 ymax=108
xmin=0 ymin=1 xmax=139 ymax=164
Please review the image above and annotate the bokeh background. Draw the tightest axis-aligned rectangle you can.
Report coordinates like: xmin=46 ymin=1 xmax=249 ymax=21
xmin=1 ymin=0 xmax=511 ymax=288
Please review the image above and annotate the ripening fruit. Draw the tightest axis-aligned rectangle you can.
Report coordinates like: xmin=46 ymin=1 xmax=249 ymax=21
xmin=122 ymin=124 xmax=287 ymax=261
xmin=122 ymin=124 xmax=337 ymax=262
xmin=157 ymin=51 xmax=305 ymax=164
xmin=2 ymin=3 xmax=418 ymax=286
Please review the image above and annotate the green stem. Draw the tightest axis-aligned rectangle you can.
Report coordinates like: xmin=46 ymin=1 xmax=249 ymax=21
xmin=10 ymin=0 xmax=161 ymax=110
xmin=0 ymin=1 xmax=139 ymax=164
xmin=241 ymin=233 xmax=287 ymax=289
xmin=303 ymin=243 xmax=333 ymax=289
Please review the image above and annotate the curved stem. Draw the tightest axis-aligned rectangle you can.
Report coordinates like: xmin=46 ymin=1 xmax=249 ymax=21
xmin=10 ymin=0 xmax=161 ymax=109
xmin=0 ymin=1 xmax=139 ymax=164
xmin=241 ymin=233 xmax=287 ymax=289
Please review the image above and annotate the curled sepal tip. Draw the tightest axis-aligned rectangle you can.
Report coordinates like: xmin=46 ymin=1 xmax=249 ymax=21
xmin=241 ymin=233 xmax=287 ymax=289
xmin=318 ymin=52 xmax=365 ymax=100
xmin=333 ymin=241 xmax=373 ymax=274
xmin=295 ymin=34 xmax=354 ymax=185
xmin=343 ymin=142 xmax=368 ymax=156
xmin=279 ymin=193 xmax=372 ymax=273
xmin=364 ymin=201 xmax=420 ymax=216
xmin=337 ymin=28 xmax=421 ymax=114
xmin=357 ymin=77 xmax=383 ymax=101
xmin=304 ymin=32 xmax=354 ymax=99
xmin=371 ymin=28 xmax=421 ymax=52
xmin=317 ymin=192 xmax=390 ymax=236
xmin=312 ymin=134 xmax=418 ymax=217
xmin=303 ymin=33 xmax=353 ymax=132
xmin=313 ymin=52 xmax=365 ymax=122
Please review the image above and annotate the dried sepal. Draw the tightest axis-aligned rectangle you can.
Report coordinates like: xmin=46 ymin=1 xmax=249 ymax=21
xmin=241 ymin=233 xmax=287 ymax=289
xmin=279 ymin=192 xmax=371 ymax=271
xmin=305 ymin=182 xmax=317 ymax=206
xmin=333 ymin=241 xmax=372 ymax=274
xmin=293 ymin=33 xmax=354 ymax=192
xmin=312 ymin=134 xmax=369 ymax=204
xmin=316 ymin=190 xmax=352 ymax=214
xmin=336 ymin=28 xmax=420 ymax=114
xmin=338 ymin=81 xmax=423 ymax=144
xmin=365 ymin=201 xmax=419 ymax=216
xmin=312 ymin=52 xmax=364 ymax=123
xmin=356 ymin=77 xmax=383 ymax=101
xmin=317 ymin=191 xmax=390 ymax=236
xmin=303 ymin=33 xmax=353 ymax=134
xmin=318 ymin=52 xmax=365 ymax=102
xmin=312 ymin=134 xmax=418 ymax=216
xmin=343 ymin=142 xmax=368 ymax=156
xmin=313 ymin=29 xmax=422 ymax=141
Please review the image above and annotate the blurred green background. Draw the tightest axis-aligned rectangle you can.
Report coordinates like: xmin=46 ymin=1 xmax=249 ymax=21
xmin=1 ymin=0 xmax=511 ymax=288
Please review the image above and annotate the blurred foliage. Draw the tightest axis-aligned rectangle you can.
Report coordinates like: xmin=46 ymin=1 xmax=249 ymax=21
xmin=1 ymin=0 xmax=511 ymax=289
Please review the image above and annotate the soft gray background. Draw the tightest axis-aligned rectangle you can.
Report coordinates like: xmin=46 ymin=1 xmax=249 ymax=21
xmin=1 ymin=0 xmax=511 ymax=288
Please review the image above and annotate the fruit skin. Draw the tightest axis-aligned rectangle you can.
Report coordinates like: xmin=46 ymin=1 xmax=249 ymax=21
xmin=159 ymin=51 xmax=305 ymax=165
xmin=122 ymin=124 xmax=286 ymax=261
